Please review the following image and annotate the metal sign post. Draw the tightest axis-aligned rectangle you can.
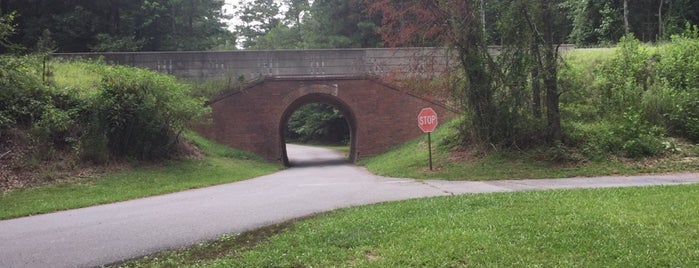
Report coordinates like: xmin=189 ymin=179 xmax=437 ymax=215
xmin=417 ymin=108 xmax=438 ymax=171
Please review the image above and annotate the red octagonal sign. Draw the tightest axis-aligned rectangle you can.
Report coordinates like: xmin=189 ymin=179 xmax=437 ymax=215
xmin=417 ymin=107 xmax=438 ymax=133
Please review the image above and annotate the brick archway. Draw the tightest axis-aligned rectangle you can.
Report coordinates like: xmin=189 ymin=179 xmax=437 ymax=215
xmin=278 ymin=93 xmax=358 ymax=166
xmin=194 ymin=77 xmax=455 ymax=165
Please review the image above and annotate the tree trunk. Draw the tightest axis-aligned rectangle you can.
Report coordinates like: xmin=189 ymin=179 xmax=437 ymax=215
xmin=530 ymin=41 xmax=542 ymax=119
xmin=110 ymin=0 xmax=121 ymax=34
xmin=658 ymin=0 xmax=664 ymax=41
xmin=453 ymin=1 xmax=495 ymax=144
xmin=541 ymin=1 xmax=562 ymax=143
xmin=480 ymin=0 xmax=486 ymax=35
xmin=623 ymin=0 xmax=630 ymax=35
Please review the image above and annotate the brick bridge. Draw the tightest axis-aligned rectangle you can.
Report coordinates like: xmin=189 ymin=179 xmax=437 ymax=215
xmin=59 ymin=48 xmax=461 ymax=165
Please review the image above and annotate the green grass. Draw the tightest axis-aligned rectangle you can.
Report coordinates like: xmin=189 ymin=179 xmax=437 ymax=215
xmin=359 ymin=119 xmax=699 ymax=181
xmin=0 ymin=131 xmax=280 ymax=220
xmin=50 ymin=59 xmax=104 ymax=98
xmin=117 ymin=184 xmax=699 ymax=267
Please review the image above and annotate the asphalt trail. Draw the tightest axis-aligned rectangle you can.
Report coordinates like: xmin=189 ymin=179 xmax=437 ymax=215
xmin=1 ymin=144 xmax=697 ymax=268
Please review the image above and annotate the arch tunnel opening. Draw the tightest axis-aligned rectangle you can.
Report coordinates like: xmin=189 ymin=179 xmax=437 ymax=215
xmin=279 ymin=93 xmax=358 ymax=167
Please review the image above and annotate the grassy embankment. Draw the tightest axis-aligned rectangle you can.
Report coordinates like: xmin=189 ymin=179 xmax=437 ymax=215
xmin=0 ymin=61 xmax=280 ymax=220
xmin=0 ymin=130 xmax=280 ymax=220
xmin=361 ymin=47 xmax=698 ymax=180
xmin=360 ymin=119 xmax=698 ymax=180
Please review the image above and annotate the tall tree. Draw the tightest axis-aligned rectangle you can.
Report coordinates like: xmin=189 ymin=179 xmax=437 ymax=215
xmin=1 ymin=0 xmax=229 ymax=52
xmin=236 ymin=0 xmax=281 ymax=48
xmin=368 ymin=0 xmax=569 ymax=146
xmin=367 ymin=0 xmax=497 ymax=143
xmin=623 ymin=0 xmax=629 ymax=34
xmin=284 ymin=0 xmax=309 ymax=26
xmin=301 ymin=0 xmax=381 ymax=48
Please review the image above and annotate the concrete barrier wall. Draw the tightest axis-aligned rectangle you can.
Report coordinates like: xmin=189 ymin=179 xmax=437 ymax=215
xmin=55 ymin=47 xmax=456 ymax=80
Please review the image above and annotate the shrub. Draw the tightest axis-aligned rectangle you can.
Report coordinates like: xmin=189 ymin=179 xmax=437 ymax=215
xmin=655 ymin=25 xmax=699 ymax=91
xmin=93 ymin=66 xmax=209 ymax=159
xmin=2 ymin=55 xmax=210 ymax=162
xmin=670 ymin=90 xmax=699 ymax=143
xmin=613 ymin=111 xmax=667 ymax=158
xmin=596 ymin=35 xmax=651 ymax=114
xmin=0 ymin=55 xmax=47 ymax=127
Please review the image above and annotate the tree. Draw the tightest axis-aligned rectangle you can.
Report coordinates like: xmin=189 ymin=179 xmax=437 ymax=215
xmin=283 ymin=0 xmax=309 ymax=26
xmin=623 ymin=0 xmax=629 ymax=35
xmin=0 ymin=11 xmax=21 ymax=53
xmin=566 ymin=0 xmax=699 ymax=44
xmin=300 ymin=0 xmax=381 ymax=48
xmin=368 ymin=0 xmax=569 ymax=146
xmin=236 ymin=0 xmax=281 ymax=48
xmin=1 ymin=0 xmax=229 ymax=52
xmin=368 ymin=0 xmax=499 ymax=144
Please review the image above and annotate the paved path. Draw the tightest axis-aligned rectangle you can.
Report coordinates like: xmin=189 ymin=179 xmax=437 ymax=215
xmin=1 ymin=144 xmax=698 ymax=268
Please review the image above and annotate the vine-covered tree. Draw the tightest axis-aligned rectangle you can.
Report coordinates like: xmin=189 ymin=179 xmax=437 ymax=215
xmin=367 ymin=0 xmax=570 ymax=146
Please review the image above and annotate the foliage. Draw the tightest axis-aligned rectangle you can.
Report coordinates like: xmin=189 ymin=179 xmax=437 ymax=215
xmin=246 ymin=0 xmax=381 ymax=49
xmin=0 ymin=11 xmax=22 ymax=53
xmin=1 ymin=56 xmax=209 ymax=162
xmin=368 ymin=0 xmax=568 ymax=148
xmin=558 ymin=31 xmax=699 ymax=159
xmin=596 ymin=34 xmax=651 ymax=114
xmin=669 ymin=90 xmax=699 ymax=142
xmin=236 ymin=0 xmax=282 ymax=49
xmin=92 ymin=66 xmax=209 ymax=159
xmin=564 ymin=0 xmax=699 ymax=44
xmin=2 ymin=0 xmax=231 ymax=52
xmin=613 ymin=111 xmax=667 ymax=157
xmin=655 ymin=25 xmax=699 ymax=142
xmin=655 ymin=24 xmax=699 ymax=91
xmin=299 ymin=0 xmax=381 ymax=49
xmin=286 ymin=104 xmax=348 ymax=144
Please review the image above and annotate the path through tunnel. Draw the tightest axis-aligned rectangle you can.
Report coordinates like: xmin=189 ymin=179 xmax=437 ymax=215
xmin=279 ymin=93 xmax=357 ymax=167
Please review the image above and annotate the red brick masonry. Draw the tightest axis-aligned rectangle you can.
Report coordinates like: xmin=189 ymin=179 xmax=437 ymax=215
xmin=193 ymin=77 xmax=456 ymax=165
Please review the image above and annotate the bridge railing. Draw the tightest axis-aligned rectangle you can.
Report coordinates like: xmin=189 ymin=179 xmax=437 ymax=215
xmin=55 ymin=47 xmax=457 ymax=80
xmin=55 ymin=45 xmax=574 ymax=81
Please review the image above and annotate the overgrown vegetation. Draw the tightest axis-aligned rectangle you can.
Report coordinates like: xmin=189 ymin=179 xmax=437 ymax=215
xmin=561 ymin=27 xmax=699 ymax=159
xmin=116 ymin=184 xmax=699 ymax=267
xmin=0 ymin=56 xmax=209 ymax=190
xmin=360 ymin=119 xmax=698 ymax=180
xmin=286 ymin=103 xmax=349 ymax=145
xmin=0 ymin=0 xmax=233 ymax=52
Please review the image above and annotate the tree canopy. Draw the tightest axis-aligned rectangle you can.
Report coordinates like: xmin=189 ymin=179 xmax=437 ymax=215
xmin=0 ymin=0 xmax=233 ymax=52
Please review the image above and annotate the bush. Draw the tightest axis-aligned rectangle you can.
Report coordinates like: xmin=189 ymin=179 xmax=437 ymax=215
xmin=670 ymin=90 xmax=699 ymax=143
xmin=0 ymin=55 xmax=47 ymax=127
xmin=655 ymin=25 xmax=699 ymax=91
xmin=93 ymin=66 xmax=209 ymax=159
xmin=596 ymin=35 xmax=651 ymax=114
xmin=1 ymin=55 xmax=210 ymax=162
xmin=613 ymin=111 xmax=667 ymax=158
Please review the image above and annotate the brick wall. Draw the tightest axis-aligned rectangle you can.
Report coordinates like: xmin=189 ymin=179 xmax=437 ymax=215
xmin=193 ymin=77 xmax=456 ymax=164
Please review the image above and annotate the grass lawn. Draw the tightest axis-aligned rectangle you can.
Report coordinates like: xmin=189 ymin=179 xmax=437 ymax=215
xmin=0 ymin=132 xmax=280 ymax=220
xmin=117 ymin=184 xmax=699 ymax=267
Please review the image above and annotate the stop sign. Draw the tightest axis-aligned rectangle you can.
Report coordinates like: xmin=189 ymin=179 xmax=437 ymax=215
xmin=417 ymin=107 xmax=438 ymax=133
